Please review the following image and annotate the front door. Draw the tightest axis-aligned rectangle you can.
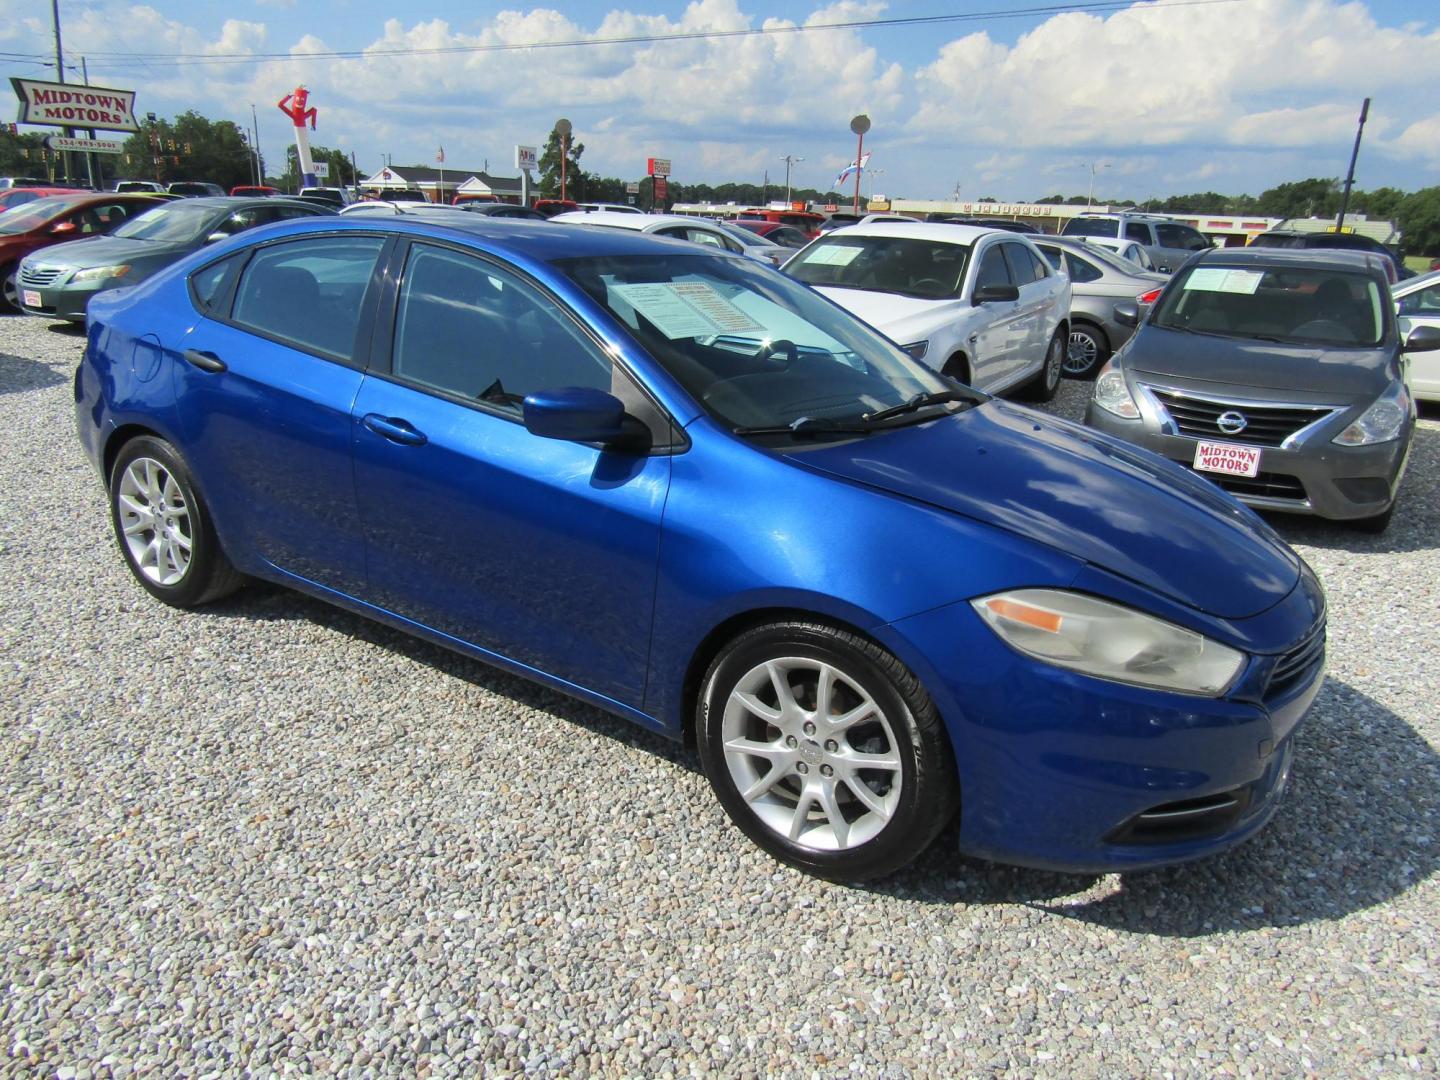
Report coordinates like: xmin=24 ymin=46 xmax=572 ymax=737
xmin=350 ymin=241 xmax=671 ymax=708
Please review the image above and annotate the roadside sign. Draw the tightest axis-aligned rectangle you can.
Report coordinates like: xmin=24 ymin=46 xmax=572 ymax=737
xmin=647 ymin=157 xmax=671 ymax=178
xmin=313 ymin=162 xmax=329 ymax=179
xmin=11 ymin=77 xmax=139 ymax=132
xmin=626 ymin=181 xmax=640 ymax=194
xmin=46 ymin=135 xmax=124 ymax=154
xmin=516 ymin=145 xmax=538 ymax=171
xmin=653 ymin=177 xmax=669 ymax=201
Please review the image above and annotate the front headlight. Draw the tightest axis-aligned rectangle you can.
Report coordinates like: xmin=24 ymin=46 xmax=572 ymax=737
xmin=901 ymin=340 xmax=929 ymax=361
xmin=1092 ymin=363 xmax=1139 ymax=418
xmin=71 ymin=264 xmax=133 ymax=285
xmin=1332 ymin=382 xmax=1410 ymax=446
xmin=972 ymin=589 xmax=1244 ymax=697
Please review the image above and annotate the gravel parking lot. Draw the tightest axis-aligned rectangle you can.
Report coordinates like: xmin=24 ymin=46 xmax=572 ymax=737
xmin=2 ymin=313 xmax=1437 ymax=1077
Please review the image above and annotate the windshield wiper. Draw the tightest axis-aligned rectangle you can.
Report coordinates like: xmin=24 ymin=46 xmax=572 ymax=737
xmin=862 ymin=389 xmax=975 ymax=423
xmin=732 ymin=416 xmax=877 ymax=437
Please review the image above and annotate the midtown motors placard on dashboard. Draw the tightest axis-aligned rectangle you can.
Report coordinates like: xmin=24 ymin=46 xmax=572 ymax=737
xmin=11 ymin=78 xmax=139 ymax=133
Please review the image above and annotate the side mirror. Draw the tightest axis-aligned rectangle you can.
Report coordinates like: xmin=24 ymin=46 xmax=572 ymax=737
xmin=972 ymin=284 xmax=1019 ymax=305
xmin=1402 ymin=325 xmax=1440 ymax=354
xmin=1113 ymin=302 xmax=1140 ymax=327
xmin=50 ymin=221 xmax=77 ymax=235
xmin=523 ymin=386 xmax=630 ymax=444
xmin=204 ymin=231 xmax=229 ymax=245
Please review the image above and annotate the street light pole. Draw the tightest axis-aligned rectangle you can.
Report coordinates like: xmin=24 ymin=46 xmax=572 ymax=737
xmin=50 ymin=0 xmax=74 ymax=183
xmin=782 ymin=154 xmax=804 ymax=204
xmin=1087 ymin=161 xmax=1110 ymax=209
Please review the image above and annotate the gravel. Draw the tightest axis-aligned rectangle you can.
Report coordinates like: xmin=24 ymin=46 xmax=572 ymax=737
xmin=2 ymin=313 xmax=1437 ymax=1078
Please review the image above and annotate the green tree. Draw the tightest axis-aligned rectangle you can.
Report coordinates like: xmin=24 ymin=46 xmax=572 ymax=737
xmin=1398 ymin=186 xmax=1440 ymax=255
xmin=1355 ymin=185 xmax=1406 ymax=222
xmin=275 ymin=144 xmax=357 ymax=193
xmin=0 ymin=130 xmax=60 ymax=182
xmin=538 ymin=126 xmax=586 ymax=200
xmin=1253 ymin=177 xmax=1340 ymax=219
xmin=119 ymin=111 xmax=255 ymax=190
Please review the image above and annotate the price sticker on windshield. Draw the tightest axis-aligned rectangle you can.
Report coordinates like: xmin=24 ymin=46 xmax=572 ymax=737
xmin=1194 ymin=440 xmax=1260 ymax=478
xmin=805 ymin=245 xmax=864 ymax=267
xmin=611 ymin=281 xmax=762 ymax=339
xmin=1185 ymin=268 xmax=1263 ymax=294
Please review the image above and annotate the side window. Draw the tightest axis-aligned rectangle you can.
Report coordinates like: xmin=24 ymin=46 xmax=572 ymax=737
xmin=391 ymin=244 xmax=612 ymax=409
xmin=999 ymin=243 xmax=1043 ymax=285
xmin=1064 ymin=253 xmax=1103 ymax=284
xmin=1125 ymin=222 xmax=1151 ymax=243
xmin=686 ymin=229 xmax=730 ymax=251
xmin=271 ymin=206 xmax=319 ymax=223
xmin=1399 ymin=285 xmax=1440 ymax=315
xmin=230 ymin=235 xmax=385 ymax=360
xmin=92 ymin=202 xmax=132 ymax=231
xmin=1038 ymin=246 xmax=1063 ymax=271
xmin=215 ymin=208 xmax=265 ymax=237
xmin=189 ymin=254 xmax=243 ymax=314
xmin=975 ymin=245 xmax=1013 ymax=290
xmin=1157 ymin=224 xmax=1209 ymax=251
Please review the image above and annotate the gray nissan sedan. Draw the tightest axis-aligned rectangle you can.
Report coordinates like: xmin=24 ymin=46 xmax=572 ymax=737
xmin=1085 ymin=248 xmax=1440 ymax=533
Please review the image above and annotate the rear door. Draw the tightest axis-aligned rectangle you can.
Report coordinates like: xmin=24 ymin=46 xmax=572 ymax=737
xmin=1151 ymin=222 xmax=1211 ymax=274
xmin=173 ymin=233 xmax=390 ymax=593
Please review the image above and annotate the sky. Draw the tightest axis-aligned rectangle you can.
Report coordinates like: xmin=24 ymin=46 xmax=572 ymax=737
xmin=3 ymin=0 xmax=1439 ymax=201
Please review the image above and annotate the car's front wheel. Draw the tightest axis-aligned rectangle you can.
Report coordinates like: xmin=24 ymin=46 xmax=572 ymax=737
xmin=109 ymin=436 xmax=245 ymax=607
xmin=697 ymin=622 xmax=957 ymax=881
xmin=0 ymin=263 xmax=19 ymax=313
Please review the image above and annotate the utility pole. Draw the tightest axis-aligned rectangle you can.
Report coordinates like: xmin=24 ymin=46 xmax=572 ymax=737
xmin=250 ymin=104 xmax=265 ymax=185
xmin=1087 ymin=161 xmax=1110 ymax=209
xmin=781 ymin=154 xmax=804 ymax=204
xmin=1335 ymin=98 xmax=1371 ymax=232
xmin=79 ymin=57 xmax=97 ymax=189
xmin=50 ymin=0 xmax=74 ymax=183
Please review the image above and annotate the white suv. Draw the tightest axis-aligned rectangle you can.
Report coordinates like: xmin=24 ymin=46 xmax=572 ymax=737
xmin=1062 ymin=212 xmax=1212 ymax=273
xmin=783 ymin=222 xmax=1070 ymax=399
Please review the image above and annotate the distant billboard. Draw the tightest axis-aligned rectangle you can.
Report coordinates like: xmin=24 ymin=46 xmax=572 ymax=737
xmin=11 ymin=78 xmax=139 ymax=132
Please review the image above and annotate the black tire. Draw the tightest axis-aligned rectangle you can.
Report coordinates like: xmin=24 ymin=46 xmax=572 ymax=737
xmin=108 ymin=436 xmax=245 ymax=607
xmin=1 ymin=263 xmax=18 ymax=313
xmin=941 ymin=353 xmax=971 ymax=385
xmin=697 ymin=622 xmax=958 ymax=882
xmin=1063 ymin=322 xmax=1110 ymax=378
xmin=1021 ymin=329 xmax=1065 ymax=401
xmin=1348 ymin=502 xmax=1395 ymax=534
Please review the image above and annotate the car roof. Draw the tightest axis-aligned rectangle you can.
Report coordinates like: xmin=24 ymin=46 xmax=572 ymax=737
xmin=552 ymin=211 xmax=711 ymax=231
xmin=231 ymin=213 xmax=733 ymax=264
xmin=1195 ymin=246 xmax=1387 ymax=273
xmin=1394 ymin=268 xmax=1440 ymax=296
xmin=819 ymin=221 xmax=998 ymax=243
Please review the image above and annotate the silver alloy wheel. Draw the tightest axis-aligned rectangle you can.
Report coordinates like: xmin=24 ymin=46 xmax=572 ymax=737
xmin=721 ymin=657 xmax=903 ymax=851
xmin=1065 ymin=329 xmax=1100 ymax=375
xmin=116 ymin=457 xmax=193 ymax=586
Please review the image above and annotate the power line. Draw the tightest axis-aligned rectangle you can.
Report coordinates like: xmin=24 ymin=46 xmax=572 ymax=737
xmin=35 ymin=0 xmax=1246 ymax=70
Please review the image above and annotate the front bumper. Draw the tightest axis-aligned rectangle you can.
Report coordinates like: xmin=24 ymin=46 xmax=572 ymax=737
xmin=1084 ymin=398 xmax=1410 ymax=521
xmin=882 ymin=569 xmax=1325 ymax=873
xmin=18 ymin=280 xmax=107 ymax=322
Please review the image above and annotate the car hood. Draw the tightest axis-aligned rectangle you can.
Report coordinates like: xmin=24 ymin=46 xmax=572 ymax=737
xmin=1124 ymin=324 xmax=1393 ymax=398
xmin=813 ymin=286 xmax=952 ymax=338
xmin=785 ymin=400 xmax=1300 ymax=620
xmin=28 ymin=235 xmax=188 ymax=271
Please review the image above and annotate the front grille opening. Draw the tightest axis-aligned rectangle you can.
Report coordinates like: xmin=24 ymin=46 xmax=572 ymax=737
xmin=1185 ymin=465 xmax=1308 ymax=502
xmin=1150 ymin=388 xmax=1333 ymax=448
xmin=1106 ymin=786 xmax=1252 ymax=845
xmin=1266 ymin=624 xmax=1326 ymax=697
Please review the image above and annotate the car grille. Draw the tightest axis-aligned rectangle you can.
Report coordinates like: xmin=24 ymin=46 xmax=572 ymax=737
xmin=1185 ymin=466 xmax=1307 ymax=502
xmin=1267 ymin=622 xmax=1326 ymax=697
xmin=1148 ymin=388 xmax=1335 ymax=447
xmin=18 ymin=265 xmax=64 ymax=287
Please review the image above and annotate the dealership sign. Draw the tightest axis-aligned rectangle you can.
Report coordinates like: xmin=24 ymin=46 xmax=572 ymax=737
xmin=647 ymin=157 xmax=671 ymax=178
xmin=46 ymin=135 xmax=124 ymax=154
xmin=11 ymin=78 xmax=139 ymax=132
xmin=515 ymin=145 xmax=538 ymax=172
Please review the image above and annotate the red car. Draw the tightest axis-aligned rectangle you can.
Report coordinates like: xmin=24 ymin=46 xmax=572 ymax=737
xmin=0 ymin=187 xmax=83 ymax=213
xmin=230 ymin=185 xmax=279 ymax=197
xmin=736 ymin=207 xmax=825 ymax=238
xmin=0 ymin=192 xmax=165 ymax=311
xmin=532 ymin=199 xmax=580 ymax=218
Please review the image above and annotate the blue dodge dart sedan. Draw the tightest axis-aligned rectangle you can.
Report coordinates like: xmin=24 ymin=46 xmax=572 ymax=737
xmin=75 ymin=215 xmax=1326 ymax=881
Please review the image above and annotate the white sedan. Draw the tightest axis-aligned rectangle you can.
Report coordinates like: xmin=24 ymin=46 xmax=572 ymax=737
xmin=1396 ymin=269 xmax=1440 ymax=402
xmin=550 ymin=211 xmax=788 ymax=267
xmin=782 ymin=222 xmax=1070 ymax=399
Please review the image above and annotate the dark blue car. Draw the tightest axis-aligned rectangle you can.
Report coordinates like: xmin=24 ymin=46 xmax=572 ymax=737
xmin=75 ymin=216 xmax=1326 ymax=881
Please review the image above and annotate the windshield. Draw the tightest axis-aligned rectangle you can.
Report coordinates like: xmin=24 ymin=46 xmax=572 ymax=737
xmin=0 ymin=196 xmax=77 ymax=234
xmin=112 ymin=201 xmax=220 ymax=242
xmin=713 ymin=221 xmax=775 ymax=249
xmin=1151 ymin=264 xmax=1385 ymax=347
xmin=785 ymin=235 xmax=971 ymax=300
xmin=555 ymin=253 xmax=957 ymax=436
xmin=1063 ymin=217 xmax=1120 ymax=238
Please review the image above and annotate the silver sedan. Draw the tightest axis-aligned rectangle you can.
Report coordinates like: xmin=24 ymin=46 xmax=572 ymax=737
xmin=1033 ymin=237 xmax=1167 ymax=377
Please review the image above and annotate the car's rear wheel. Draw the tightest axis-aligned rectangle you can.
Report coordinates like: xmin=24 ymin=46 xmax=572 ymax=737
xmin=1022 ymin=330 xmax=1065 ymax=401
xmin=697 ymin=622 xmax=957 ymax=881
xmin=109 ymin=436 xmax=244 ymax=607
xmin=1064 ymin=323 xmax=1109 ymax=378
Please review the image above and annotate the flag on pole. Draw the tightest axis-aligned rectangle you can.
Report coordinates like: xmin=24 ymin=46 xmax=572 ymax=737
xmin=436 ymin=146 xmax=445 ymax=164
xmin=833 ymin=151 xmax=871 ymax=190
